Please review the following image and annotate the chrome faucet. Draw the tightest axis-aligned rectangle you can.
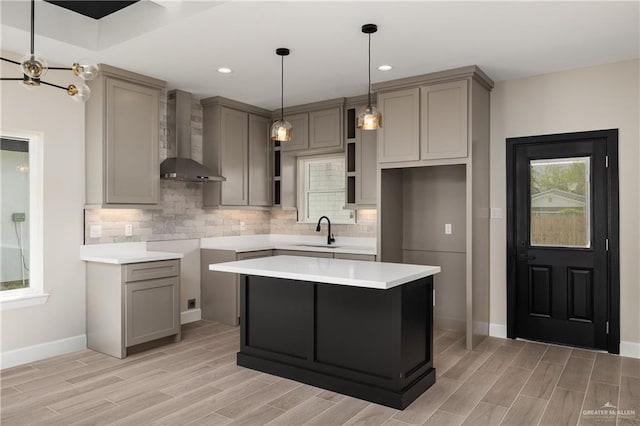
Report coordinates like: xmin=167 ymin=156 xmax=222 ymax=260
xmin=316 ymin=216 xmax=335 ymax=245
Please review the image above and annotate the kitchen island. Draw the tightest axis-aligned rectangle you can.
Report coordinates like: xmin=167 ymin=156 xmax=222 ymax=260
xmin=210 ymin=255 xmax=440 ymax=409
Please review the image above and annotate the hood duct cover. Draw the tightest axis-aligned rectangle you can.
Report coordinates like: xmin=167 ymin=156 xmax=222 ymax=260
xmin=160 ymin=89 xmax=225 ymax=182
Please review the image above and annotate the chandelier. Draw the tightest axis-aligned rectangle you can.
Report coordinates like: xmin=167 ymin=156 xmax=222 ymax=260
xmin=0 ymin=0 xmax=99 ymax=101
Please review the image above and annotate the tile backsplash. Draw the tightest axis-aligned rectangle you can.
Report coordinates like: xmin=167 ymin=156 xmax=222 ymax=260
xmin=84 ymin=182 xmax=376 ymax=244
xmin=85 ymin=181 xmax=270 ymax=244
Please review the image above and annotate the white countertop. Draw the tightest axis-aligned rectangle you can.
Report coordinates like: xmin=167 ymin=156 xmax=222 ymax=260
xmin=209 ymin=255 xmax=440 ymax=290
xmin=200 ymin=234 xmax=376 ymax=256
xmin=81 ymin=242 xmax=183 ymax=264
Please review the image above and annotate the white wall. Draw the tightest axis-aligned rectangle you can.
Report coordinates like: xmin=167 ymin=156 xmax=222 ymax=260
xmin=0 ymin=53 xmax=87 ymax=356
xmin=490 ymin=60 xmax=640 ymax=351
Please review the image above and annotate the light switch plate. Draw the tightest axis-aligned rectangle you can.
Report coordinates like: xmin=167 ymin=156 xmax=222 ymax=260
xmin=491 ymin=208 xmax=503 ymax=219
xmin=90 ymin=225 xmax=102 ymax=238
xmin=445 ymin=224 xmax=452 ymax=235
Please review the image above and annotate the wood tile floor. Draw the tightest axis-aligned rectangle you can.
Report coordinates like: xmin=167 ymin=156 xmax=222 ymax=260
xmin=1 ymin=321 xmax=638 ymax=425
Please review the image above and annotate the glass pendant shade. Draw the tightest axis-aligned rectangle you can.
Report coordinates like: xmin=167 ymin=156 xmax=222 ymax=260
xmin=72 ymin=61 xmax=99 ymax=81
xmin=357 ymin=105 xmax=382 ymax=130
xmin=20 ymin=53 xmax=47 ymax=79
xmin=67 ymin=83 xmax=91 ymax=102
xmin=271 ymin=119 xmax=293 ymax=142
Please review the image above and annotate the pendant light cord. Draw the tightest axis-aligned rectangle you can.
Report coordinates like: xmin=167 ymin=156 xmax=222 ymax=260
xmin=367 ymin=32 xmax=372 ymax=108
xmin=30 ymin=0 xmax=35 ymax=56
xmin=281 ymin=55 xmax=284 ymax=121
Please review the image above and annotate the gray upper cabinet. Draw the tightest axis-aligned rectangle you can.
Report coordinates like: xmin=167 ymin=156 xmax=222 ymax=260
xmin=220 ymin=107 xmax=249 ymax=206
xmin=280 ymin=113 xmax=309 ymax=151
xmin=377 ymin=88 xmax=420 ymax=163
xmin=85 ymin=64 xmax=165 ymax=207
xmin=420 ymin=80 xmax=468 ymax=160
xmin=201 ymin=96 xmax=272 ymax=208
xmin=345 ymin=99 xmax=377 ymax=208
xmin=309 ymin=107 xmax=342 ymax=150
xmin=357 ymin=127 xmax=378 ymax=205
xmin=248 ymin=115 xmax=272 ymax=206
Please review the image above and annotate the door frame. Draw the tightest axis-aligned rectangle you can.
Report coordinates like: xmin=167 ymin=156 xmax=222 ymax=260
xmin=506 ymin=129 xmax=619 ymax=354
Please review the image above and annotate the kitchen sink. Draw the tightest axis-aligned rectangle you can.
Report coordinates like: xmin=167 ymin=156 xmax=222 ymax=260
xmin=296 ymin=244 xmax=339 ymax=249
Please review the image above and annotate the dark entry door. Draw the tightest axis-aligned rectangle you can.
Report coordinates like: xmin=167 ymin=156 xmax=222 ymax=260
xmin=507 ymin=130 xmax=618 ymax=352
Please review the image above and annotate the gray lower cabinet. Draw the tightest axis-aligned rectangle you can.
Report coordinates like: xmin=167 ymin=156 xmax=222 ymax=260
xmin=85 ymin=64 xmax=165 ymax=207
xmin=272 ymin=250 xmax=333 ymax=258
xmin=86 ymin=260 xmax=181 ymax=359
xmin=333 ymin=253 xmax=376 ymax=261
xmin=201 ymin=249 xmax=273 ymax=326
xmin=274 ymin=250 xmax=375 ymax=261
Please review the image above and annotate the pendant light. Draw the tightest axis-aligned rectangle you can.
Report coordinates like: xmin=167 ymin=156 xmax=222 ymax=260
xmin=357 ymin=23 xmax=382 ymax=130
xmin=271 ymin=48 xmax=293 ymax=142
xmin=0 ymin=0 xmax=98 ymax=102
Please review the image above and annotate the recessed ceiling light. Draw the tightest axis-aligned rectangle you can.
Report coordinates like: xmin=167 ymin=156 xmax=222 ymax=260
xmin=217 ymin=67 xmax=233 ymax=74
xmin=377 ymin=65 xmax=393 ymax=71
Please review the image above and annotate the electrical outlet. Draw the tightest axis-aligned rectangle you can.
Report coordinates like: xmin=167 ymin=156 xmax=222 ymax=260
xmin=240 ymin=221 xmax=246 ymax=231
xmin=445 ymin=224 xmax=452 ymax=235
xmin=187 ymin=299 xmax=196 ymax=309
xmin=90 ymin=225 xmax=102 ymax=238
xmin=12 ymin=212 xmax=26 ymax=222
xmin=125 ymin=224 xmax=133 ymax=236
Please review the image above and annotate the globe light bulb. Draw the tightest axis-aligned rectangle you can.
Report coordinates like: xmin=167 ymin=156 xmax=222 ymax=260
xmin=72 ymin=61 xmax=99 ymax=81
xmin=67 ymin=83 xmax=91 ymax=102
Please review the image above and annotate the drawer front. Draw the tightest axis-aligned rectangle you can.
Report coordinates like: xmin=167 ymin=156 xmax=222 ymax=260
xmin=237 ymin=250 xmax=273 ymax=260
xmin=124 ymin=260 xmax=180 ymax=282
xmin=333 ymin=253 xmax=376 ymax=261
xmin=273 ymin=250 xmax=333 ymax=258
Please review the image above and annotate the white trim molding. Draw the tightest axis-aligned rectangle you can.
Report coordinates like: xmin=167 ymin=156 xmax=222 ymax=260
xmin=489 ymin=322 xmax=507 ymax=339
xmin=0 ymin=292 xmax=49 ymax=311
xmin=181 ymin=308 xmax=202 ymax=325
xmin=0 ymin=334 xmax=86 ymax=370
xmin=620 ymin=341 xmax=640 ymax=359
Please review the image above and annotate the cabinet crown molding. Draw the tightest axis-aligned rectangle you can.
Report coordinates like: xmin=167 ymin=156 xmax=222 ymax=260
xmin=200 ymin=96 xmax=272 ymax=117
xmin=273 ymin=97 xmax=345 ymax=118
xmin=97 ymin=63 xmax=166 ymax=89
xmin=372 ymin=65 xmax=494 ymax=93
xmin=345 ymin=93 xmax=377 ymax=108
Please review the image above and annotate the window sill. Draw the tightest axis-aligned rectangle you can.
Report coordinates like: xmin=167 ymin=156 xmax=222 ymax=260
xmin=0 ymin=293 xmax=49 ymax=311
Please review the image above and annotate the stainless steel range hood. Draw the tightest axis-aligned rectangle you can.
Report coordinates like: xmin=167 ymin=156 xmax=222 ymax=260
xmin=160 ymin=90 xmax=225 ymax=182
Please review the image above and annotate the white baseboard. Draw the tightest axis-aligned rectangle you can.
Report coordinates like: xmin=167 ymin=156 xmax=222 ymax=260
xmin=181 ymin=308 xmax=202 ymax=325
xmin=620 ymin=341 xmax=640 ymax=359
xmin=489 ymin=323 xmax=507 ymax=339
xmin=0 ymin=335 xmax=86 ymax=370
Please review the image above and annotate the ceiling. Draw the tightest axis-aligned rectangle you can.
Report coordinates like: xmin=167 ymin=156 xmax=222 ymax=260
xmin=43 ymin=1 xmax=139 ymax=20
xmin=1 ymin=1 xmax=638 ymax=110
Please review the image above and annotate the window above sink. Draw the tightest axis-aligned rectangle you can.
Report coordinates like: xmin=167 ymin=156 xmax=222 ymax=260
xmin=296 ymin=154 xmax=355 ymax=224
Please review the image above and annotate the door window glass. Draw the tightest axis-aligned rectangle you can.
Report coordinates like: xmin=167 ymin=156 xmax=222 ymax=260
xmin=530 ymin=157 xmax=590 ymax=248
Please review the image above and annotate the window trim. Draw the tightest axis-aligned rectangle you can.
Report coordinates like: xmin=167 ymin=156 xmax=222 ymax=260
xmin=0 ymin=129 xmax=47 ymax=310
xmin=296 ymin=153 xmax=355 ymax=225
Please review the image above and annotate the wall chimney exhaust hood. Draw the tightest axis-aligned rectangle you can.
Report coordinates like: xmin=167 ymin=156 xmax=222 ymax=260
xmin=160 ymin=90 xmax=225 ymax=182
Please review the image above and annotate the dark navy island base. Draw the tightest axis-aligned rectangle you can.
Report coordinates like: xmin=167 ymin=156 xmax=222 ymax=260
xmin=237 ymin=274 xmax=435 ymax=410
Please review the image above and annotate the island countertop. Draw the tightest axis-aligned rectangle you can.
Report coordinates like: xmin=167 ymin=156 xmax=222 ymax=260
xmin=209 ymin=255 xmax=440 ymax=290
